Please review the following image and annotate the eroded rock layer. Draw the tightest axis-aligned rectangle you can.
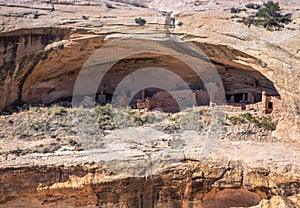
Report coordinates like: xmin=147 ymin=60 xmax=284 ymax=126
xmin=0 ymin=160 xmax=299 ymax=208
xmin=0 ymin=29 xmax=282 ymax=109
xmin=0 ymin=1 xmax=299 ymax=207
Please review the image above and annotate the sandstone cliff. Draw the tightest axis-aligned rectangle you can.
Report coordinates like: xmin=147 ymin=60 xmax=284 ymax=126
xmin=0 ymin=0 xmax=299 ymax=139
xmin=0 ymin=0 xmax=299 ymax=207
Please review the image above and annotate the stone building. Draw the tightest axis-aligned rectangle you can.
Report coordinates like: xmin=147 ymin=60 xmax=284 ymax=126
xmin=262 ymin=91 xmax=283 ymax=114
xmin=96 ymin=87 xmax=282 ymax=114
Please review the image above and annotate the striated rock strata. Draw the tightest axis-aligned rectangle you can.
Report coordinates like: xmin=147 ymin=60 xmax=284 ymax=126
xmin=0 ymin=0 xmax=299 ymax=207
xmin=0 ymin=0 xmax=299 ymax=140
xmin=0 ymin=155 xmax=299 ymax=207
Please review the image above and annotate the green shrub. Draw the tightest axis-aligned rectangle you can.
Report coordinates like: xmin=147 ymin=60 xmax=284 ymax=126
xmin=255 ymin=1 xmax=292 ymax=30
xmin=33 ymin=10 xmax=39 ymax=19
xmin=29 ymin=106 xmax=40 ymax=112
xmin=236 ymin=1 xmax=293 ymax=31
xmin=94 ymin=104 xmax=115 ymax=130
xmin=176 ymin=109 xmax=201 ymax=131
xmin=162 ymin=121 xmax=181 ymax=134
xmin=135 ymin=17 xmax=146 ymax=26
xmin=105 ymin=2 xmax=114 ymax=9
xmin=241 ymin=113 xmax=259 ymax=125
xmin=260 ymin=116 xmax=275 ymax=130
xmin=245 ymin=3 xmax=261 ymax=10
xmin=228 ymin=116 xmax=245 ymax=125
xmin=230 ymin=7 xmax=246 ymax=13
xmin=49 ymin=104 xmax=67 ymax=116
xmin=128 ymin=110 xmax=149 ymax=126
xmin=112 ymin=107 xmax=151 ymax=128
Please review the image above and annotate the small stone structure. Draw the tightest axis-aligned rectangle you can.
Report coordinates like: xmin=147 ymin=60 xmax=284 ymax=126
xmin=78 ymin=83 xmax=284 ymax=116
xmin=226 ymin=92 xmax=259 ymax=104
xmin=163 ymin=11 xmax=175 ymax=32
xmin=262 ymin=91 xmax=283 ymax=114
xmin=134 ymin=89 xmax=207 ymax=113
xmin=224 ymin=91 xmax=283 ymax=114
xmin=94 ymin=88 xmax=282 ymax=115
xmin=195 ymin=90 xmax=210 ymax=106
xmin=93 ymin=82 xmax=284 ymax=114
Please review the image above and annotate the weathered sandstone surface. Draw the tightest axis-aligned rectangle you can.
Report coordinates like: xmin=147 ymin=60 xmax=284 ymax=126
xmin=0 ymin=124 xmax=299 ymax=207
xmin=0 ymin=0 xmax=299 ymax=138
xmin=0 ymin=0 xmax=299 ymax=207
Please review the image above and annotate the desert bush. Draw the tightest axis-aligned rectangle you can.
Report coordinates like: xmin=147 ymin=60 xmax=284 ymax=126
xmin=48 ymin=104 xmax=67 ymax=116
xmin=33 ymin=11 xmax=39 ymax=19
xmin=177 ymin=21 xmax=183 ymax=27
xmin=231 ymin=15 xmax=240 ymax=19
xmin=241 ymin=113 xmax=259 ymax=125
xmin=105 ymin=2 xmax=115 ymax=9
xmin=130 ymin=111 xmax=150 ymax=126
xmin=255 ymin=1 xmax=292 ymax=30
xmin=135 ymin=17 xmax=146 ymax=26
xmin=260 ymin=116 xmax=275 ymax=130
xmin=82 ymin=15 xmax=89 ymax=20
xmin=94 ymin=104 xmax=115 ymax=130
xmin=230 ymin=7 xmax=246 ymax=13
xmin=114 ymin=107 xmax=153 ymax=128
xmin=235 ymin=1 xmax=293 ymax=31
xmin=29 ymin=106 xmax=40 ymax=112
xmin=238 ymin=113 xmax=275 ymax=130
xmin=245 ymin=3 xmax=261 ymax=10
xmin=162 ymin=121 xmax=181 ymax=134
xmin=228 ymin=116 xmax=245 ymax=125
xmin=176 ymin=108 xmax=202 ymax=131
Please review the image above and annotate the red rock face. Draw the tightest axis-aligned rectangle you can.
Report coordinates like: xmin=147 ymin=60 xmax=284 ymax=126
xmin=0 ymin=3 xmax=299 ymax=207
xmin=0 ymin=160 xmax=299 ymax=207
xmin=0 ymin=29 xmax=278 ymax=110
xmin=0 ymin=28 xmax=105 ymax=109
xmin=1 ymin=25 xmax=299 ymax=142
xmin=0 ymin=0 xmax=298 ymax=132
xmin=202 ymin=189 xmax=261 ymax=208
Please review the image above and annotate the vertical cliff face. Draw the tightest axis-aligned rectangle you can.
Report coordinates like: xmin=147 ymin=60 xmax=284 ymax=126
xmin=0 ymin=29 xmax=281 ymax=109
xmin=0 ymin=2 xmax=299 ymax=207
xmin=0 ymin=28 xmax=106 ymax=110
xmin=0 ymin=27 xmax=299 ymax=146
xmin=0 ymin=28 xmax=69 ymax=109
xmin=0 ymin=27 xmax=298 ymax=141
xmin=0 ymin=160 xmax=299 ymax=208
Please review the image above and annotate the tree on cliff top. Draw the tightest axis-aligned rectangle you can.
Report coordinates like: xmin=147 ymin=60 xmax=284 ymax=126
xmin=255 ymin=1 xmax=292 ymax=30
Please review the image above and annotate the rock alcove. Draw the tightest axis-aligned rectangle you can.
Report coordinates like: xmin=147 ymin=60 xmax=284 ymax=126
xmin=0 ymin=28 xmax=280 ymax=114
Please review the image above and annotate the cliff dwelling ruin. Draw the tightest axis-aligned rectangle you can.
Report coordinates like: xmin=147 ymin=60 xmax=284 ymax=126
xmin=0 ymin=1 xmax=299 ymax=207
xmin=0 ymin=28 xmax=283 ymax=115
xmin=93 ymin=52 xmax=282 ymax=114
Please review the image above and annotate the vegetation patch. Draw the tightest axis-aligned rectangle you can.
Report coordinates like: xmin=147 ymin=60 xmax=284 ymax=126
xmin=232 ymin=1 xmax=293 ymax=31
xmin=228 ymin=113 xmax=276 ymax=130
xmin=245 ymin=3 xmax=261 ymax=10
xmin=241 ymin=113 xmax=260 ymax=125
xmin=230 ymin=7 xmax=246 ymax=14
xmin=94 ymin=104 xmax=115 ymax=130
xmin=228 ymin=116 xmax=245 ymax=125
xmin=29 ymin=106 xmax=40 ymax=112
xmin=49 ymin=104 xmax=68 ymax=116
xmin=113 ymin=107 xmax=152 ymax=128
xmin=135 ymin=17 xmax=146 ymax=26
xmin=260 ymin=116 xmax=275 ymax=130
xmin=254 ymin=1 xmax=292 ymax=30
